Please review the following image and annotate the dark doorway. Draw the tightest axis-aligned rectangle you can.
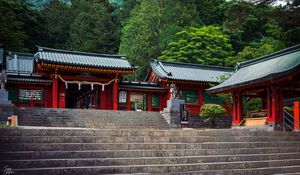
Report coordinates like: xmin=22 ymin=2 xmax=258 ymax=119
xmin=66 ymin=84 xmax=100 ymax=109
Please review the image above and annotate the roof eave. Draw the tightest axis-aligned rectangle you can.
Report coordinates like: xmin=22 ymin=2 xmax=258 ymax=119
xmin=207 ymin=64 xmax=300 ymax=94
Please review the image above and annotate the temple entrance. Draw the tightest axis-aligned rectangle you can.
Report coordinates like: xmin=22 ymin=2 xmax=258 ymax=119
xmin=66 ymin=84 xmax=100 ymax=109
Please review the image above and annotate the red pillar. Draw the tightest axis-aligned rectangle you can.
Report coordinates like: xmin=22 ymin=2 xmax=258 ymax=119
xmin=100 ymin=88 xmax=106 ymax=110
xmin=147 ymin=95 xmax=152 ymax=111
xmin=232 ymin=93 xmax=243 ymax=126
xmin=126 ymin=91 xmax=131 ymax=111
xmin=198 ymin=89 xmax=204 ymax=108
xmin=58 ymin=81 xmax=66 ymax=108
xmin=267 ymin=88 xmax=283 ymax=127
xmin=52 ymin=77 xmax=58 ymax=108
xmin=294 ymin=101 xmax=300 ymax=131
xmin=113 ymin=80 xmax=118 ymax=111
xmin=266 ymin=88 xmax=273 ymax=123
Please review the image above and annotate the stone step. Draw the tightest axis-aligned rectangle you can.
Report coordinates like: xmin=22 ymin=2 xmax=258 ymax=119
xmin=0 ymin=136 xmax=212 ymax=143
xmin=122 ymin=165 xmax=300 ymax=175
xmin=3 ymin=152 xmax=300 ymax=169
xmin=2 ymin=146 xmax=300 ymax=160
xmin=2 ymin=135 xmax=300 ymax=143
xmin=1 ymin=128 xmax=298 ymax=137
xmin=9 ymin=159 xmax=300 ymax=175
xmin=2 ymin=141 xmax=300 ymax=151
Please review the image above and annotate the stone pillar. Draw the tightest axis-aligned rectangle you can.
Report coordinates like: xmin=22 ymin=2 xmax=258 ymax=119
xmin=52 ymin=77 xmax=58 ymax=108
xmin=113 ymin=80 xmax=118 ymax=111
xmin=294 ymin=101 xmax=300 ymax=131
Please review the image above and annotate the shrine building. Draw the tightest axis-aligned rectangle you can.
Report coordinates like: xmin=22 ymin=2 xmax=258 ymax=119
xmin=207 ymin=44 xmax=300 ymax=131
xmin=2 ymin=46 xmax=234 ymax=114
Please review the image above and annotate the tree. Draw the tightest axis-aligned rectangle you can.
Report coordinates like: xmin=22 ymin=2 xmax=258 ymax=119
xmin=67 ymin=1 xmax=119 ymax=53
xmin=41 ymin=0 xmax=73 ymax=49
xmin=119 ymin=0 xmax=200 ymax=80
xmin=0 ymin=0 xmax=41 ymax=52
xmin=159 ymin=25 xmax=233 ymax=66
xmin=200 ymin=104 xmax=226 ymax=128
xmin=194 ymin=0 xmax=228 ymax=26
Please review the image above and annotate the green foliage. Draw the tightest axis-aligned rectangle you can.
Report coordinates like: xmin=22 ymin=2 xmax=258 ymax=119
xmin=1 ymin=0 xmax=299 ymax=76
xmin=200 ymin=104 xmax=226 ymax=127
xmin=159 ymin=26 xmax=233 ymax=66
xmin=243 ymin=98 xmax=261 ymax=114
xmin=0 ymin=0 xmax=46 ymax=52
xmin=119 ymin=0 xmax=200 ymax=80
xmin=215 ymin=74 xmax=233 ymax=111
xmin=200 ymin=104 xmax=226 ymax=118
xmin=68 ymin=1 xmax=119 ymax=53
xmin=41 ymin=0 xmax=72 ymax=49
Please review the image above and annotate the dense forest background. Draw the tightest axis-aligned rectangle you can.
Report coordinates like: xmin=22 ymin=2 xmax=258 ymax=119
xmin=0 ymin=0 xmax=299 ymax=79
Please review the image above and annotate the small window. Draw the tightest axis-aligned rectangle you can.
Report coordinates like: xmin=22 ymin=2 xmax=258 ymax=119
xmin=151 ymin=95 xmax=160 ymax=107
xmin=181 ymin=90 xmax=198 ymax=104
xmin=8 ymin=87 xmax=18 ymax=103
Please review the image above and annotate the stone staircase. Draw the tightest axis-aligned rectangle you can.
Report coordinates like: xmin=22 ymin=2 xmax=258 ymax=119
xmin=1 ymin=127 xmax=300 ymax=174
xmin=14 ymin=107 xmax=169 ymax=129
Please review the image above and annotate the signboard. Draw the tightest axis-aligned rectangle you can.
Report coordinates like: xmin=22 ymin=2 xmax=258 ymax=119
xmin=19 ymin=89 xmax=44 ymax=103
xmin=130 ymin=93 xmax=143 ymax=102
xmin=118 ymin=91 xmax=127 ymax=103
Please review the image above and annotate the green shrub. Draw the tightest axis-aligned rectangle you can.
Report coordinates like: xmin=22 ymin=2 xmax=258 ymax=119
xmin=200 ymin=104 xmax=226 ymax=128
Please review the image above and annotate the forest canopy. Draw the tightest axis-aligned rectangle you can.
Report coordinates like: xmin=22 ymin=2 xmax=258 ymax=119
xmin=0 ymin=0 xmax=299 ymax=79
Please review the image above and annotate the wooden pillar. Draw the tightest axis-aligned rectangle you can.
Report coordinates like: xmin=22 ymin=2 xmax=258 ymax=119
xmin=232 ymin=93 xmax=243 ymax=126
xmin=147 ymin=95 xmax=152 ymax=111
xmin=266 ymin=88 xmax=273 ymax=123
xmin=294 ymin=101 xmax=300 ymax=131
xmin=58 ymin=85 xmax=66 ymax=108
xmin=236 ymin=93 xmax=243 ymax=124
xmin=100 ymin=88 xmax=106 ymax=109
xmin=126 ymin=91 xmax=131 ymax=111
xmin=277 ymin=90 xmax=283 ymax=123
xmin=113 ymin=80 xmax=118 ymax=111
xmin=52 ymin=77 xmax=58 ymax=108
xmin=198 ymin=89 xmax=204 ymax=108
xmin=267 ymin=87 xmax=283 ymax=127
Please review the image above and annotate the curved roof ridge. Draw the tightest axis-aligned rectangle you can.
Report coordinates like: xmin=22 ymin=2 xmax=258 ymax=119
xmin=158 ymin=60 xmax=235 ymax=72
xmin=239 ymin=44 xmax=300 ymax=68
xmin=36 ymin=46 xmax=126 ymax=60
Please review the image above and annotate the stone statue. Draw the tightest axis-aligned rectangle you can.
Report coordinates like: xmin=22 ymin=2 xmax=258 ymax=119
xmin=0 ymin=70 xmax=11 ymax=105
xmin=0 ymin=70 xmax=7 ymax=90
xmin=170 ymin=84 xmax=179 ymax=100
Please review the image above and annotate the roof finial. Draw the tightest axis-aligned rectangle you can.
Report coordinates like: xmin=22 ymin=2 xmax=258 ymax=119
xmin=235 ymin=62 xmax=240 ymax=71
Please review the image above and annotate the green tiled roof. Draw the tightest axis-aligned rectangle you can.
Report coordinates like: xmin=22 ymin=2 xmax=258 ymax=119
xmin=35 ymin=46 xmax=134 ymax=70
xmin=119 ymin=81 xmax=166 ymax=91
xmin=207 ymin=44 xmax=300 ymax=93
xmin=150 ymin=60 xmax=234 ymax=83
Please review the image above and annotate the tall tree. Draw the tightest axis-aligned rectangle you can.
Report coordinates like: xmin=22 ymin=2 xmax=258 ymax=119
xmin=67 ymin=1 xmax=119 ymax=53
xmin=41 ymin=0 xmax=73 ymax=49
xmin=119 ymin=0 xmax=200 ymax=80
xmin=0 ymin=0 xmax=43 ymax=52
xmin=159 ymin=25 xmax=233 ymax=66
